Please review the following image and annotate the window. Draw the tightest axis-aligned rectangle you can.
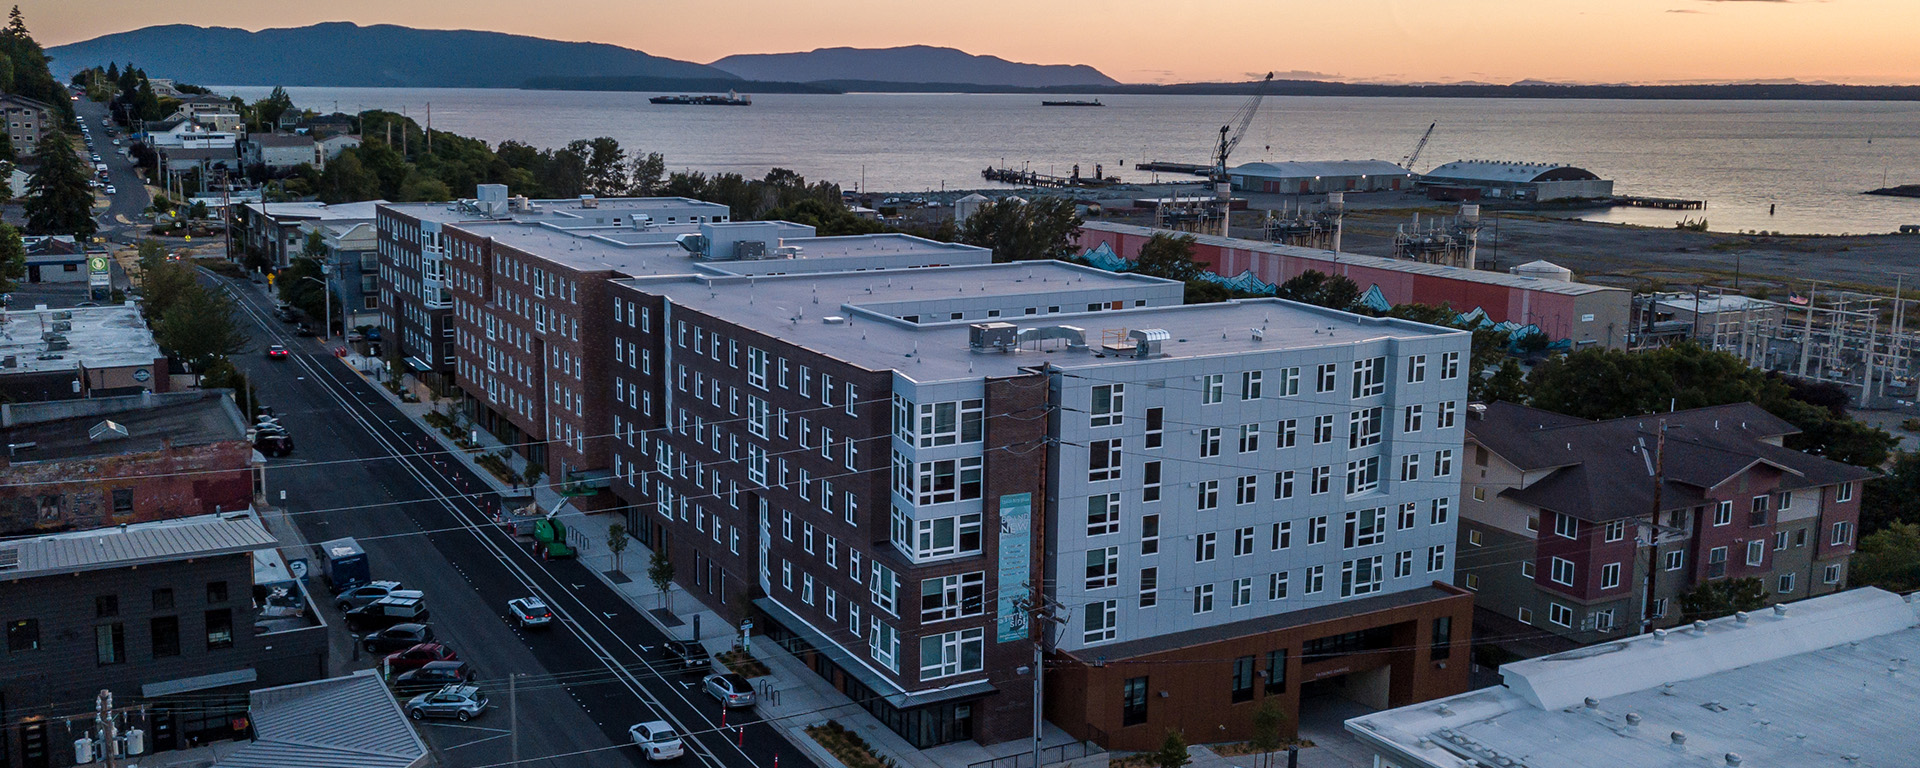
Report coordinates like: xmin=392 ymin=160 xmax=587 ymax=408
xmin=1311 ymin=466 xmax=1331 ymax=495
xmin=1778 ymin=573 xmax=1797 ymax=594
xmin=1427 ymin=545 xmax=1448 ymax=572
xmin=1345 ymin=456 xmax=1380 ymax=495
xmin=1713 ymin=501 xmax=1733 ymax=527
xmin=150 ymin=616 xmax=180 ymax=658
xmin=1234 ymin=526 xmax=1255 ymax=556
xmin=1824 ymin=564 xmax=1842 ymax=584
xmin=1351 ymin=356 xmax=1385 ymax=398
xmin=912 ymin=400 xmax=984 ymax=447
xmin=1431 ymin=616 xmax=1453 ymax=660
xmin=1594 ymin=609 xmax=1615 ymax=633
xmin=1399 ymin=454 xmax=1421 ymax=482
xmin=1202 ymin=374 xmax=1224 ymax=405
xmin=1200 ymin=428 xmax=1222 ymax=458
xmin=1315 ymin=363 xmax=1337 ymax=393
xmin=1271 ymin=521 xmax=1292 ymax=550
xmin=1145 ymin=408 xmax=1164 ymax=448
xmin=1241 ymin=371 xmax=1263 ymax=400
xmin=1231 ymin=656 xmax=1256 ymax=702
xmin=1089 ymin=439 xmax=1122 ymax=482
xmin=1600 ymin=562 xmax=1621 ymax=589
xmin=1313 ymin=415 xmax=1335 ymax=445
xmin=1238 ymin=423 xmax=1260 ymax=453
xmin=96 ymin=623 xmax=126 ymax=666
xmin=1276 ymin=419 xmax=1297 ymax=449
xmin=1407 ymin=354 xmax=1427 ymax=383
xmin=1468 ymin=530 xmax=1483 ymax=546
xmin=1197 ymin=480 xmax=1219 ymax=511
xmin=1517 ymin=607 xmax=1534 ymax=625
xmin=1832 ymin=521 xmax=1855 ymax=546
xmin=1438 ymin=401 xmax=1458 ymax=429
xmin=1708 ymin=546 xmax=1729 ymax=578
xmin=1666 ymin=550 xmax=1685 ymax=571
xmin=1605 ymin=520 xmax=1627 ymax=542
xmin=1091 ymin=384 xmax=1125 ymax=427
xmin=1140 ymin=568 xmax=1159 ymax=608
xmin=1269 ymin=571 xmax=1289 ymax=600
xmin=1122 ymin=677 xmax=1150 ymax=726
xmin=1349 ymin=407 xmax=1382 ymax=448
xmin=1778 ymin=491 xmax=1793 ymax=511
xmin=1305 ymin=565 xmax=1325 ymax=594
xmin=1550 ymin=556 xmax=1576 ymax=586
xmin=1086 ymin=547 xmax=1120 ymax=590
xmin=1774 ymin=531 xmax=1790 ymax=551
xmin=1746 ymin=540 xmax=1766 ymax=566
xmin=1403 ymin=404 xmax=1424 ymax=433
xmin=1432 ymin=450 xmax=1454 ymax=478
xmin=1344 ymin=508 xmax=1386 ymax=548
xmin=1548 ymin=602 xmax=1573 ymax=628
xmin=1308 ymin=516 xmax=1328 ymax=545
xmin=1441 ymin=351 xmax=1461 ymax=379
xmin=1274 ymin=471 xmax=1295 ymax=500
xmin=1195 ymin=532 xmax=1218 ymax=562
xmin=803 ymin=574 xmax=816 ymax=605
xmin=1554 ymin=514 xmax=1579 ymax=540
xmin=1749 ymin=495 xmax=1769 ymax=527
xmin=1837 ymin=482 xmax=1855 ymax=502
xmin=1192 ymin=583 xmax=1215 ymax=613
xmin=1395 ymin=550 xmax=1413 ymax=578
xmin=1277 ymin=367 xmax=1300 ymax=397
xmin=913 ymin=513 xmax=983 ymax=559
xmin=920 ymin=573 xmax=986 ymax=622
xmin=915 ymin=457 xmax=984 ymax=505
xmin=871 ymin=564 xmax=899 ymax=615
xmin=1083 ymin=600 xmax=1118 ymax=644
xmin=205 ymin=609 xmax=234 ymax=650
xmin=1087 ymin=494 xmax=1121 ymax=536
xmin=1142 ymin=514 xmax=1160 ymax=556
xmin=1144 ymin=462 xmax=1162 ymax=502
xmin=1231 ymin=577 xmax=1253 ymax=607
xmin=870 ymin=619 xmax=900 ymax=671
xmin=1430 ymin=497 xmax=1451 ymax=525
xmin=1340 ymin=556 xmax=1384 ymax=597
xmin=920 ymin=628 xmax=985 ymax=680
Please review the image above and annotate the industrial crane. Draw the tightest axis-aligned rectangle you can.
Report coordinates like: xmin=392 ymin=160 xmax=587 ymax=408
xmin=1401 ymin=122 xmax=1437 ymax=172
xmin=1209 ymin=72 xmax=1275 ymax=236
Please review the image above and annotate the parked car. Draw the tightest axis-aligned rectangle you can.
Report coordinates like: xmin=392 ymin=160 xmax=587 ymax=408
xmin=254 ymin=431 xmax=294 ymax=458
xmin=362 ymin=623 xmax=434 ymax=654
xmin=395 ymin=660 xmax=476 ymax=694
xmin=628 ymin=720 xmax=684 ymax=762
xmin=266 ymin=344 xmax=290 ymax=359
xmin=344 ymin=595 xmax=430 ymax=631
xmin=334 ymin=580 xmax=410 ymax=612
xmin=702 ymin=673 xmax=755 ymax=708
xmin=507 ymin=597 xmax=553 ymax=629
xmin=384 ymin=642 xmax=458 ymax=673
xmin=406 ymin=685 xmax=487 ymax=721
xmin=104 ymin=185 xmax=116 ymax=195
xmin=660 ymin=640 xmax=707 ymax=670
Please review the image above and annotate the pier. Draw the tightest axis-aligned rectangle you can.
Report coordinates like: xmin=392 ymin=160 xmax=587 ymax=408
xmin=1134 ymin=161 xmax=1212 ymax=175
xmin=981 ymin=165 xmax=1121 ymax=188
xmin=1615 ymin=195 xmax=1705 ymax=210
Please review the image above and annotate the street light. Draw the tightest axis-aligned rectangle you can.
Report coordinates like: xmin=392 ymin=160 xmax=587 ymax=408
xmin=299 ymin=267 xmax=332 ymax=341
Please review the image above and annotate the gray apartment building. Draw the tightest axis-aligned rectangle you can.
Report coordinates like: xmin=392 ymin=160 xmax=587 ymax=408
xmin=1457 ymin=401 xmax=1875 ymax=647
xmin=0 ymin=513 xmax=328 ymax=768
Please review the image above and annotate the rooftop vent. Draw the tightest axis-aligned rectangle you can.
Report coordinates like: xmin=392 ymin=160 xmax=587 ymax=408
xmin=89 ymin=420 xmax=129 ymax=442
xmin=0 ymin=546 xmax=17 ymax=570
xmin=1128 ymin=328 xmax=1169 ymax=358
xmin=578 ymin=194 xmax=598 ymax=209
xmin=822 ymin=316 xmax=847 ymax=325
xmin=43 ymin=334 xmax=68 ymax=351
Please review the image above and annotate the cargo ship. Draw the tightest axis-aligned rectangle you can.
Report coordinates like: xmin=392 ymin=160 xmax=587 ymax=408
xmin=1041 ymin=99 xmax=1104 ymax=107
xmin=650 ymin=91 xmax=752 ymax=106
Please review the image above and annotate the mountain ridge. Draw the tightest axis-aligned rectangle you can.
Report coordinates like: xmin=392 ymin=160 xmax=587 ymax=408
xmin=708 ymin=45 xmax=1119 ymax=88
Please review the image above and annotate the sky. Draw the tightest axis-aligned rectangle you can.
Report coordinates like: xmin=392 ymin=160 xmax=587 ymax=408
xmin=24 ymin=0 xmax=1920 ymax=85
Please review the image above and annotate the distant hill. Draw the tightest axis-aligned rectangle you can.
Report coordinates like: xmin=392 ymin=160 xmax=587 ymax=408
xmin=709 ymin=46 xmax=1119 ymax=88
xmin=45 ymin=22 xmax=734 ymax=87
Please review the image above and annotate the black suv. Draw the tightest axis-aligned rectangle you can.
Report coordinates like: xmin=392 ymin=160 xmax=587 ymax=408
xmin=395 ymin=660 xmax=476 ymax=695
xmin=362 ymin=623 xmax=434 ymax=654
xmin=344 ymin=595 xmax=430 ymax=631
xmin=660 ymin=640 xmax=707 ymax=670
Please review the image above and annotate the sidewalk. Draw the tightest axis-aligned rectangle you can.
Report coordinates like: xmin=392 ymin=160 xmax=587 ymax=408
xmin=340 ymin=353 xmax=1098 ymax=768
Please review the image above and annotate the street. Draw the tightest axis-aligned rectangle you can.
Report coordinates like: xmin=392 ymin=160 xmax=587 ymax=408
xmin=69 ymin=95 xmax=152 ymax=243
xmin=208 ymin=269 xmax=815 ymax=768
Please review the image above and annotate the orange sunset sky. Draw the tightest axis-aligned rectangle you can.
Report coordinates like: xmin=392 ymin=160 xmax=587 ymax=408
xmin=24 ymin=0 xmax=1920 ymax=85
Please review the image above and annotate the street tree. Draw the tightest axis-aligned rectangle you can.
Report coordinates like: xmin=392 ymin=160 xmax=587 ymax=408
xmin=1850 ymin=522 xmax=1920 ymax=593
xmin=0 ymin=222 xmax=24 ymax=294
xmin=23 ymin=130 xmax=95 ymax=238
xmin=648 ymin=549 xmax=675 ymax=609
xmin=1248 ymin=699 xmax=1286 ymax=768
xmin=1151 ymin=730 xmax=1191 ymax=768
xmin=156 ymin=283 xmax=250 ymax=371
xmin=959 ymin=197 xmax=1083 ymax=263
xmin=607 ymin=523 xmax=631 ymax=572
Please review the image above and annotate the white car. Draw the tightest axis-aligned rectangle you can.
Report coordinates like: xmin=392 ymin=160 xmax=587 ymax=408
xmin=105 ymin=185 xmax=117 ymax=195
xmin=628 ymin=720 xmax=684 ymax=762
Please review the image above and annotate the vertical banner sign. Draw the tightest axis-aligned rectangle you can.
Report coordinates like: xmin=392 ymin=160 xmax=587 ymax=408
xmin=996 ymin=493 xmax=1033 ymax=642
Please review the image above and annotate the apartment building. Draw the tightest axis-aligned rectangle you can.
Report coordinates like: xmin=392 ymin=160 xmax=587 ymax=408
xmin=0 ymin=93 xmax=53 ymax=156
xmin=0 ymin=513 xmax=329 ymax=768
xmin=600 ymin=264 xmax=1472 ymax=749
xmin=1458 ymin=401 xmax=1875 ymax=645
xmin=378 ymin=185 xmax=730 ymax=395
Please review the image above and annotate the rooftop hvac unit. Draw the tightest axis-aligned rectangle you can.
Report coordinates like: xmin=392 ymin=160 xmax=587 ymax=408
xmin=675 ymin=233 xmax=708 ymax=255
xmin=775 ymin=245 xmax=803 ymax=259
xmin=1128 ymin=328 xmax=1169 ymax=358
xmin=44 ymin=334 xmax=69 ymax=351
xmin=737 ymin=240 xmax=768 ymax=260
xmin=578 ymin=194 xmax=598 ymax=209
xmin=970 ymin=322 xmax=1018 ymax=351
xmin=50 ymin=320 xmax=71 ymax=332
xmin=90 ymin=420 xmax=129 ymax=442
xmin=51 ymin=310 xmax=72 ymax=320
xmin=0 ymin=355 xmax=15 ymax=369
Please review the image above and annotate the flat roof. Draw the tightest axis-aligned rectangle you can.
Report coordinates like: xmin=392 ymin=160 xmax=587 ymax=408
xmin=1082 ymin=221 xmax=1618 ymax=298
xmin=0 ymin=304 xmax=163 ymax=375
xmin=0 ymin=512 xmax=277 ymax=583
xmin=1346 ymin=588 xmax=1920 ymax=768
xmin=623 ymin=262 xmax=1464 ymax=384
xmin=1229 ymin=160 xmax=1411 ymax=178
xmin=242 ymin=199 xmax=388 ymax=223
xmin=0 ymin=390 xmax=248 ymax=463
xmin=465 ymin=220 xmax=987 ymax=278
xmin=384 ymin=195 xmax=728 ymax=226
xmin=1652 ymin=293 xmax=1784 ymax=314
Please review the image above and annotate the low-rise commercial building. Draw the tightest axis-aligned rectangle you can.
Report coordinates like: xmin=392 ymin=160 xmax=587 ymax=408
xmin=1229 ymin=160 xmax=1413 ymax=194
xmin=0 ymin=304 xmax=168 ymax=401
xmin=0 ymin=513 xmax=329 ymax=768
xmin=1077 ymin=221 xmax=1632 ymax=350
xmin=1458 ymin=400 xmax=1874 ymax=645
xmin=1346 ymin=587 xmax=1920 ymax=768
xmin=1418 ymin=160 xmax=1614 ymax=202
xmin=0 ymin=391 xmax=256 ymax=537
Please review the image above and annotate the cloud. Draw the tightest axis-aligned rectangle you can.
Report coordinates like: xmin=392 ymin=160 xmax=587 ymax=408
xmin=1667 ymin=8 xmax=1704 ymax=12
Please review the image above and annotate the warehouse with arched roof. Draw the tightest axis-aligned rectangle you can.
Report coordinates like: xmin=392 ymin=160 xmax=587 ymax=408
xmin=1419 ymin=159 xmax=1614 ymax=201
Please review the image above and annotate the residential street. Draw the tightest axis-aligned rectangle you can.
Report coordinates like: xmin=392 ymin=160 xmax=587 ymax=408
xmin=206 ymin=269 xmax=813 ymax=768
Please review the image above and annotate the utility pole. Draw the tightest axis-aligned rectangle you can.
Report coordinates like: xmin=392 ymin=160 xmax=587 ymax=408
xmin=96 ymin=689 xmax=118 ymax=768
xmin=1640 ymin=420 xmax=1679 ymax=634
xmin=1017 ymin=590 xmax=1066 ymax=768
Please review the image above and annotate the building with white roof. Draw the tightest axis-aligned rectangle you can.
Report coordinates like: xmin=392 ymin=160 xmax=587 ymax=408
xmin=1346 ymin=587 xmax=1920 ymax=768
xmin=1419 ymin=160 xmax=1613 ymax=202
xmin=0 ymin=303 xmax=167 ymax=401
xmin=1229 ymin=160 xmax=1414 ymax=194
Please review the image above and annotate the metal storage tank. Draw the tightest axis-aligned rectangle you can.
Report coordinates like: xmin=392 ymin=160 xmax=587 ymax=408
xmin=953 ymin=193 xmax=991 ymax=225
xmin=1511 ymin=259 xmax=1575 ymax=282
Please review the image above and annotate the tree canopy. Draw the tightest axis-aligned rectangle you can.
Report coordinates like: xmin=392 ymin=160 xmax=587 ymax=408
xmin=0 ymin=222 xmax=23 ymax=294
xmin=958 ymin=197 xmax=1082 ymax=263
xmin=1276 ymin=269 xmax=1361 ymax=311
xmin=23 ymin=131 xmax=96 ymax=239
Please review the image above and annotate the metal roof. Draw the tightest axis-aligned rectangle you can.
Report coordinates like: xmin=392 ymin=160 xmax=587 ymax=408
xmin=216 ymin=669 xmax=428 ymax=768
xmin=1346 ymin=588 xmax=1920 ymax=768
xmin=0 ymin=512 xmax=275 ymax=582
xmin=1423 ymin=160 xmax=1601 ymax=184
xmin=1228 ymin=160 xmax=1411 ymax=179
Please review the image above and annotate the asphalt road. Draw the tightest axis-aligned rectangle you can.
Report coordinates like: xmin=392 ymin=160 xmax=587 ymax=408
xmin=205 ymin=271 xmax=816 ymax=768
xmin=69 ymin=94 xmax=152 ymax=241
